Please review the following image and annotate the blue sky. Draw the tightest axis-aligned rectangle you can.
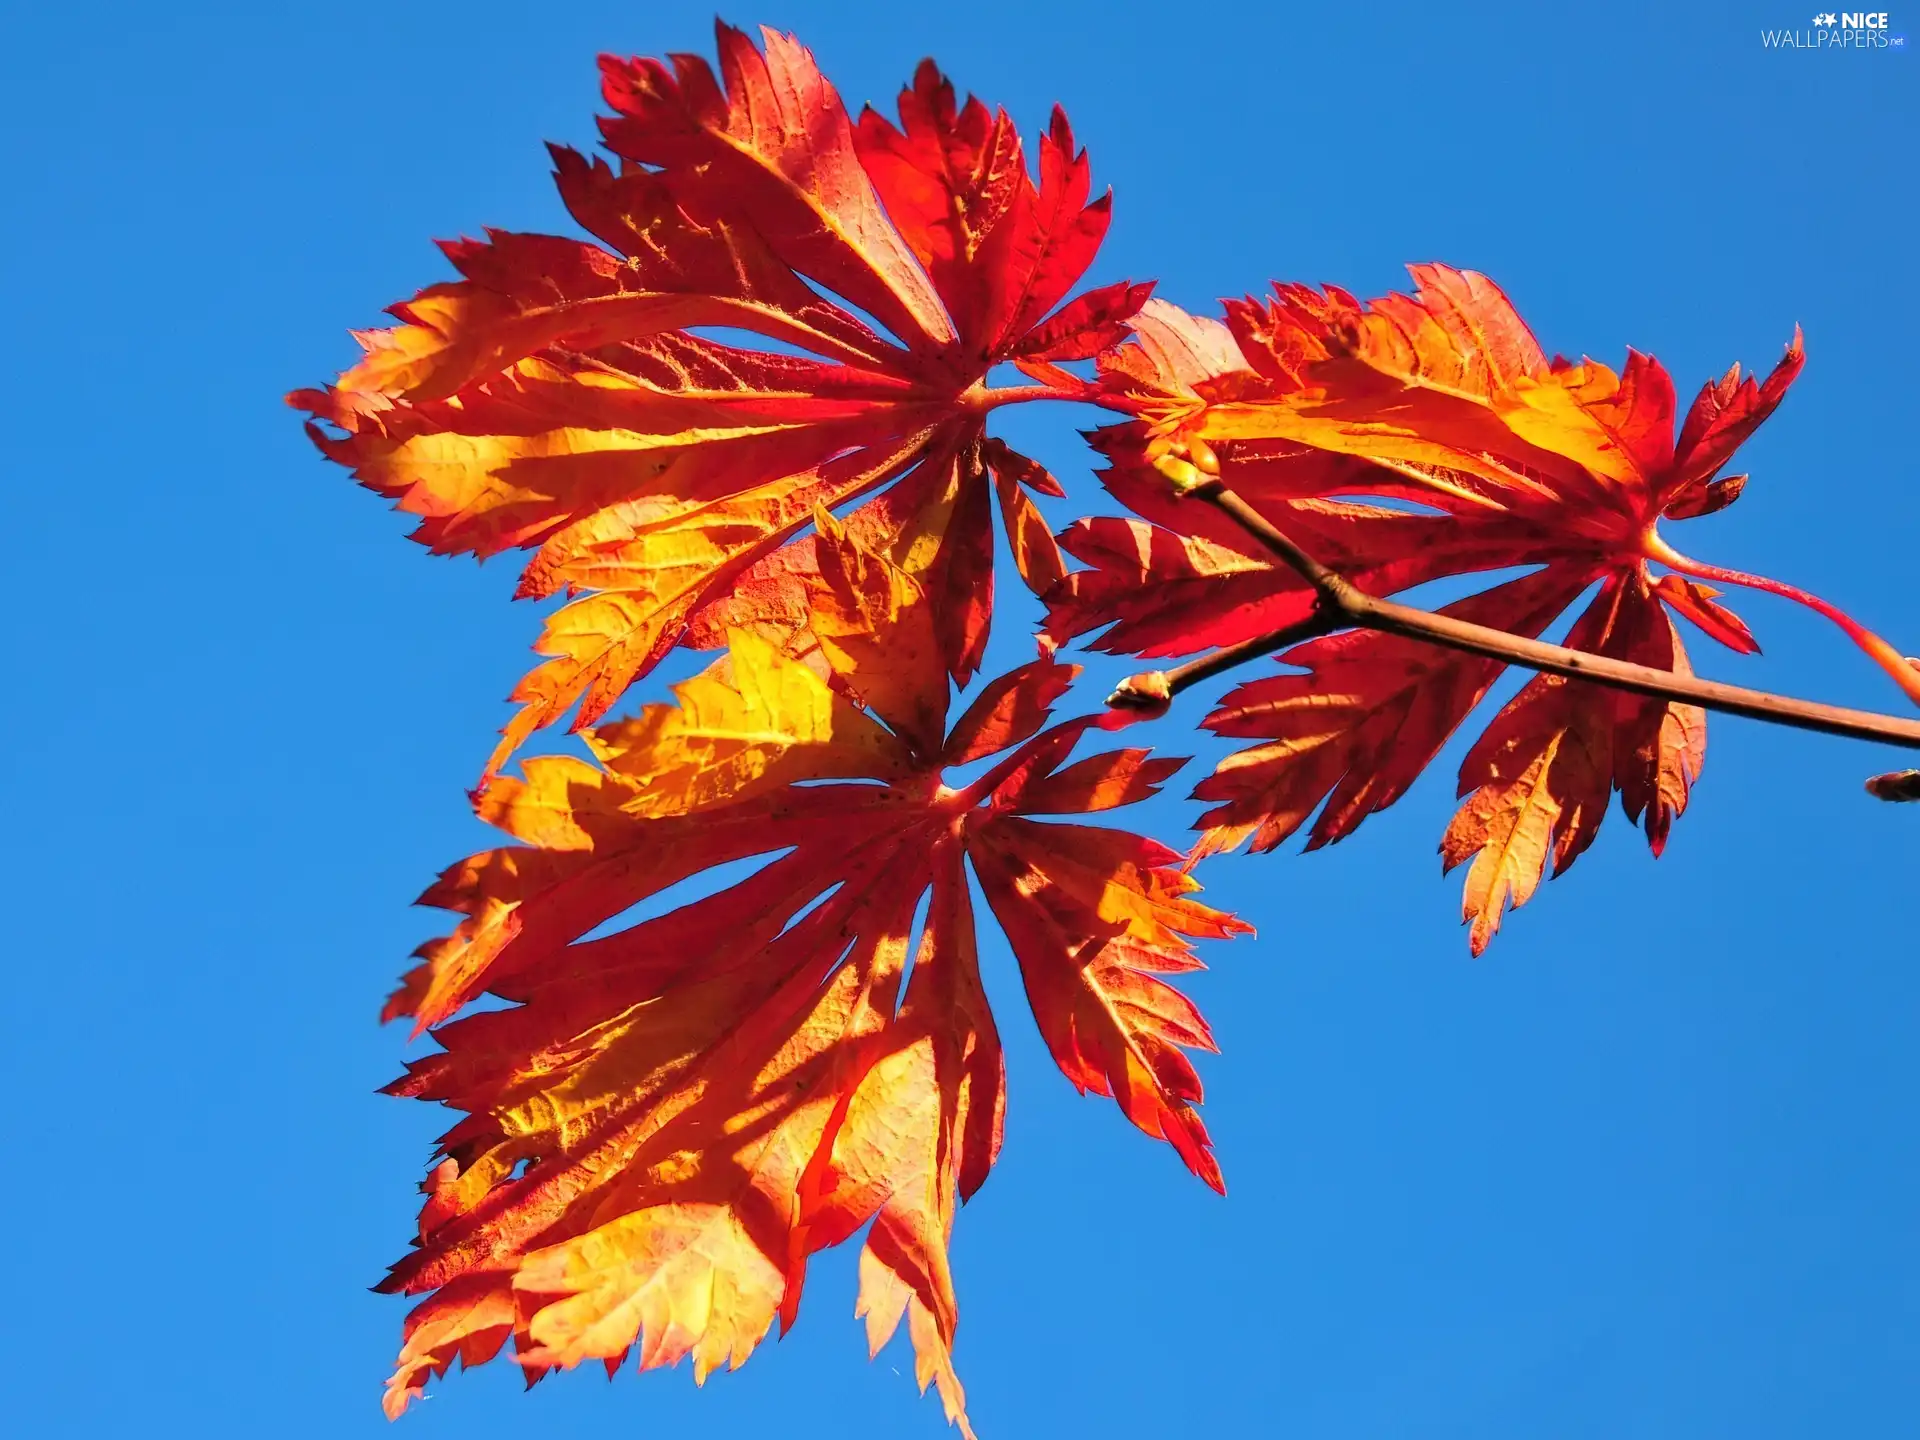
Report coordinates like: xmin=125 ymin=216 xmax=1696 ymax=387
xmin=4 ymin=2 xmax=1916 ymax=1435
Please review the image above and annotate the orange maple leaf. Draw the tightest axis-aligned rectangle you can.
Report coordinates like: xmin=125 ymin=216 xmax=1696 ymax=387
xmin=377 ymin=520 xmax=1246 ymax=1427
xmin=291 ymin=24 xmax=1142 ymax=777
xmin=1054 ymin=272 xmax=1917 ymax=950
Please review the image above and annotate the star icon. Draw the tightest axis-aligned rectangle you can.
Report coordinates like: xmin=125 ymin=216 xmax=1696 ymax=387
xmin=1817 ymin=11 xmax=1838 ymax=23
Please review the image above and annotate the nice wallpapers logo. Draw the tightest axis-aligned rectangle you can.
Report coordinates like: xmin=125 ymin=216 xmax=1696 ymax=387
xmin=1762 ymin=10 xmax=1908 ymax=46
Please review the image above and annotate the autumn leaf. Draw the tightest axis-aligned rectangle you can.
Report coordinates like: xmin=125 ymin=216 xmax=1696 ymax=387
xmin=377 ymin=523 xmax=1246 ymax=1427
xmin=1054 ymin=270 xmax=1914 ymax=947
xmin=291 ymin=24 xmax=1146 ymax=778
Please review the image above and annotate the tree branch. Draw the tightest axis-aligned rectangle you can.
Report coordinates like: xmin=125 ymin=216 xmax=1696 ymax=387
xmin=1109 ymin=478 xmax=1920 ymax=753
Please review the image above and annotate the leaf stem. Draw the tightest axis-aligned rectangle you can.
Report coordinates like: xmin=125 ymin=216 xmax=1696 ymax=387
xmin=1108 ymin=479 xmax=1920 ymax=753
xmin=965 ymin=381 xmax=1093 ymax=410
xmin=1643 ymin=531 xmax=1920 ymax=707
xmin=1108 ymin=613 xmax=1340 ymax=708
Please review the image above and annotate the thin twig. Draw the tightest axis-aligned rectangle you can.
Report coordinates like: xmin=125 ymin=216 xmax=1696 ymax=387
xmin=1109 ymin=477 xmax=1920 ymax=753
xmin=1108 ymin=613 xmax=1340 ymax=709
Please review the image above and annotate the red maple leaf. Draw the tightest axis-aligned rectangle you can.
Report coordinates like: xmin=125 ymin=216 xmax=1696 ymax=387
xmin=290 ymin=24 xmax=1143 ymax=777
xmin=1055 ymin=270 xmax=1917 ymax=950
xmin=376 ymin=520 xmax=1246 ymax=1428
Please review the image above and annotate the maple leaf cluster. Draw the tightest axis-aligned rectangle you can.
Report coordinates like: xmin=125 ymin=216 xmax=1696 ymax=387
xmin=294 ymin=20 xmax=1914 ymax=1434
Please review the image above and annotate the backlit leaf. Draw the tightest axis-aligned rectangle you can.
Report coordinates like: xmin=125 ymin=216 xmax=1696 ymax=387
xmin=377 ymin=528 xmax=1245 ymax=1428
xmin=292 ymin=23 xmax=1146 ymax=777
